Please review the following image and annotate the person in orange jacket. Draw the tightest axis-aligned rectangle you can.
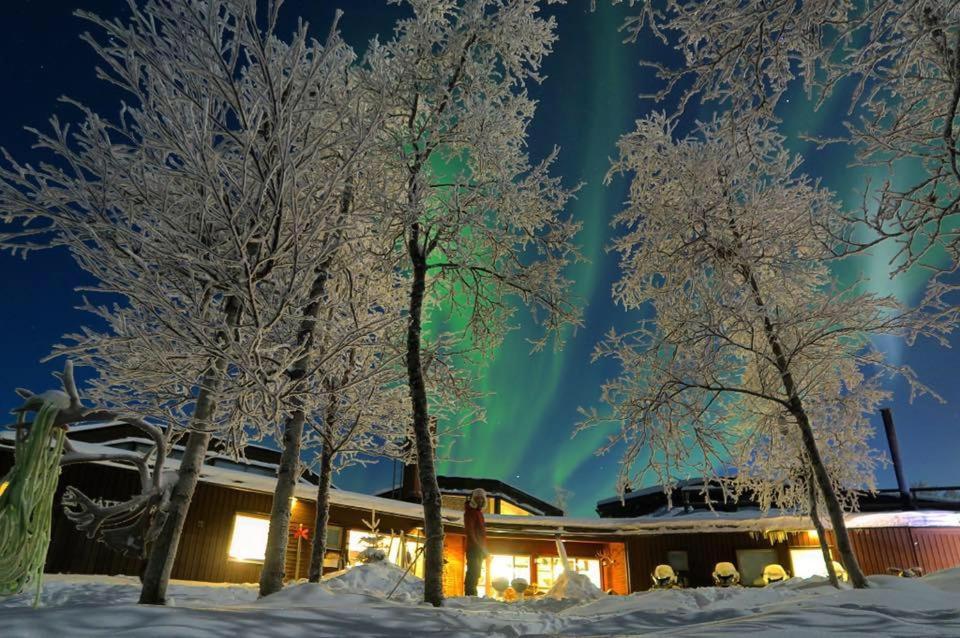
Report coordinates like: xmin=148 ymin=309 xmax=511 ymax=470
xmin=464 ymin=488 xmax=488 ymax=596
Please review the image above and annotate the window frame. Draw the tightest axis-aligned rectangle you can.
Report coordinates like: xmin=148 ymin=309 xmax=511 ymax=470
xmin=735 ymin=548 xmax=780 ymax=586
xmin=226 ymin=511 xmax=271 ymax=564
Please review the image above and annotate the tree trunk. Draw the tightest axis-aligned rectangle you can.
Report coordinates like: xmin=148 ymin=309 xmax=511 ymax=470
xmin=405 ymin=248 xmax=445 ymax=607
xmin=258 ymin=179 xmax=344 ymax=596
xmin=139 ymin=297 xmax=240 ymax=605
xmin=258 ymin=410 xmax=306 ymax=596
xmin=138 ymin=372 xmax=220 ymax=605
xmin=308 ymin=444 xmax=334 ymax=583
xmin=744 ymin=269 xmax=869 ymax=588
xmin=793 ymin=405 xmax=869 ymax=588
xmin=807 ymin=472 xmax=840 ymax=588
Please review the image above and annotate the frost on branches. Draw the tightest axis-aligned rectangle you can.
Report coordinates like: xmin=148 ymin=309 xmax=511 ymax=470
xmin=359 ymin=0 xmax=582 ymax=606
xmin=0 ymin=0 xmax=379 ymax=605
xmin=582 ymin=115 xmax=945 ymax=588
xmin=609 ymin=0 xmax=960 ymax=326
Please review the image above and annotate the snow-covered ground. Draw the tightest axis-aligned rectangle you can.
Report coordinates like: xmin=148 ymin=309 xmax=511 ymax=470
xmin=3 ymin=564 xmax=960 ymax=637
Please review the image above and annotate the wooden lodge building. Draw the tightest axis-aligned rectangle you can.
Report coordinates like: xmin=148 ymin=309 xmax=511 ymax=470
xmin=2 ymin=422 xmax=960 ymax=596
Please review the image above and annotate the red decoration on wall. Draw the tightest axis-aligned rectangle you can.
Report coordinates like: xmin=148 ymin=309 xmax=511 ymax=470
xmin=293 ymin=526 xmax=310 ymax=540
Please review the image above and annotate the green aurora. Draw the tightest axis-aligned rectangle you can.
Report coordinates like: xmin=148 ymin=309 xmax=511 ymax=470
xmin=0 ymin=0 xmax=957 ymax=517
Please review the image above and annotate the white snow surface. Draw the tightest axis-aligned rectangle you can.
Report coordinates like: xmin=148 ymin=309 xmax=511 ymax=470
xmin=2 ymin=570 xmax=960 ymax=637
xmin=543 ymin=571 xmax=605 ymax=602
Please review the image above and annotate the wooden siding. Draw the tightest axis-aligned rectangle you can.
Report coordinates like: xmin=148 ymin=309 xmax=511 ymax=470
xmin=8 ymin=449 xmax=960 ymax=591
xmin=791 ymin=527 xmax=960 ymax=576
xmin=443 ymin=534 xmax=466 ymax=597
xmin=603 ymin=541 xmax=630 ymax=594
xmin=913 ymin=528 xmax=960 ymax=574
xmin=626 ymin=532 xmax=793 ymax=589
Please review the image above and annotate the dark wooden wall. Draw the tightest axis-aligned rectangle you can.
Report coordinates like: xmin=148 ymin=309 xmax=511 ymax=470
xmin=0 ymin=448 xmax=424 ymax=584
xmin=7 ymin=449 xmax=960 ymax=592
xmin=792 ymin=527 xmax=960 ymax=576
xmin=627 ymin=526 xmax=960 ymax=590
xmin=626 ymin=531 xmax=793 ymax=589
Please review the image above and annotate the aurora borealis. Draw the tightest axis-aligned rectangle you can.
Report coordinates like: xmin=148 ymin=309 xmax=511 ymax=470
xmin=1 ymin=0 xmax=957 ymax=517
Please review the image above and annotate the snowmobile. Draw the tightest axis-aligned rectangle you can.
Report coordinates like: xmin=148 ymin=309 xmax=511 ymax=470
xmin=650 ymin=564 xmax=679 ymax=589
xmin=761 ymin=564 xmax=789 ymax=585
xmin=712 ymin=562 xmax=740 ymax=587
xmin=831 ymin=561 xmax=848 ymax=582
xmin=888 ymin=566 xmax=923 ymax=578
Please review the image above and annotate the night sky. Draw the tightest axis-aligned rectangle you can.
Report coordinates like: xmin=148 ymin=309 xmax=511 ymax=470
xmin=1 ymin=0 xmax=957 ymax=516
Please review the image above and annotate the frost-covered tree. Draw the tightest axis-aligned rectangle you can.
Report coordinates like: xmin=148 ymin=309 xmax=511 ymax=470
xmin=582 ymin=115 xmax=944 ymax=589
xmin=0 ymin=0 xmax=369 ymax=604
xmin=360 ymin=0 xmax=582 ymax=606
xmin=605 ymin=0 xmax=848 ymax=119
xmin=607 ymin=0 xmax=960 ymax=323
xmin=303 ymin=346 xmax=410 ymax=581
xmin=821 ymin=2 xmax=960 ymax=319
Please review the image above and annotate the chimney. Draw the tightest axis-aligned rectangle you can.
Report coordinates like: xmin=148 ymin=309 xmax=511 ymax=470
xmin=398 ymin=435 xmax=422 ymax=502
xmin=399 ymin=416 xmax=437 ymax=502
xmin=880 ymin=408 xmax=915 ymax=509
xmin=401 ymin=463 xmax=422 ymax=502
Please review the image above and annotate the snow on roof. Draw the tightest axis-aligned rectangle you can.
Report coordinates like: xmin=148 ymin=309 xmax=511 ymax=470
xmin=62 ymin=420 xmax=293 ymax=460
xmin=595 ymin=478 xmax=706 ymax=507
xmin=4 ymin=431 xmax=958 ymax=537
xmin=0 ymin=431 xmax=464 ymax=526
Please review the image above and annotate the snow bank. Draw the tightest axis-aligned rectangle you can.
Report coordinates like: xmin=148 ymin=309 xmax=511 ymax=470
xmin=323 ymin=561 xmax=423 ymax=602
xmin=254 ymin=582 xmax=341 ymax=607
xmin=4 ymin=572 xmax=960 ymax=637
xmin=0 ymin=574 xmax=258 ymax=609
xmin=918 ymin=565 xmax=960 ymax=592
xmin=544 ymin=571 xmax=605 ymax=602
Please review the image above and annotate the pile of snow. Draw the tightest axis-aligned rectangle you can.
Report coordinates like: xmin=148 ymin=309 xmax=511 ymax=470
xmin=5 ymin=572 xmax=960 ymax=636
xmin=544 ymin=570 xmax=604 ymax=601
xmin=322 ymin=561 xmax=423 ymax=602
xmin=255 ymin=582 xmax=341 ymax=607
xmin=918 ymin=565 xmax=960 ymax=592
xmin=0 ymin=574 xmax=258 ymax=609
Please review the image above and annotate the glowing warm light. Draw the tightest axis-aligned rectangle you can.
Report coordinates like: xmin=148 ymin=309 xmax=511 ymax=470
xmin=790 ymin=548 xmax=829 ymax=578
xmin=498 ymin=500 xmax=532 ymax=516
xmin=534 ymin=556 xmax=602 ymax=591
xmin=228 ymin=514 xmax=270 ymax=562
xmin=807 ymin=529 xmax=819 ymax=541
xmin=484 ymin=554 xmax=531 ymax=597
xmin=0 ymin=481 xmax=8 ymax=497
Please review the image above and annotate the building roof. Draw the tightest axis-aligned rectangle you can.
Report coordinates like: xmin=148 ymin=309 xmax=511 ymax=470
xmin=377 ymin=475 xmax=564 ymax=516
xmin=4 ymin=428 xmax=958 ymax=541
xmin=596 ymin=477 xmax=960 ymax=518
xmin=54 ymin=420 xmax=321 ymax=485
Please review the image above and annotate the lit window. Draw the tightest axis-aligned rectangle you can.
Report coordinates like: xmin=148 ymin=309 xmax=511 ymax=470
xmin=790 ymin=548 xmax=829 ymax=578
xmin=482 ymin=554 xmax=531 ymax=597
xmin=228 ymin=513 xmax=270 ymax=562
xmin=346 ymin=529 xmax=424 ymax=576
xmin=498 ymin=500 xmax=533 ymax=516
xmin=535 ymin=556 xmax=602 ymax=591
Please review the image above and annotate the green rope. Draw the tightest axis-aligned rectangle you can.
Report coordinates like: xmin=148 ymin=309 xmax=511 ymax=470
xmin=0 ymin=403 xmax=65 ymax=605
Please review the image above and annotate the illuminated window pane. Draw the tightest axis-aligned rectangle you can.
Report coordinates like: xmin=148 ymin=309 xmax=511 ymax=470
xmin=534 ymin=557 xmax=602 ymax=591
xmin=790 ymin=548 xmax=829 ymax=578
xmin=228 ymin=514 xmax=269 ymax=562
xmin=483 ymin=555 xmax=530 ymax=597
xmin=346 ymin=529 xmax=424 ymax=576
xmin=498 ymin=500 xmax=533 ymax=516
